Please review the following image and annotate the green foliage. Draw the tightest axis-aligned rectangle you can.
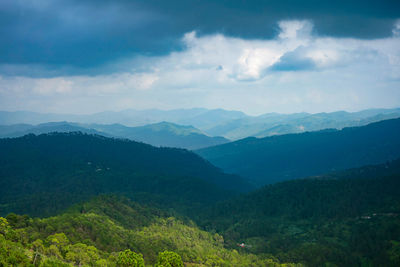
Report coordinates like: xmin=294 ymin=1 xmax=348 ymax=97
xmin=155 ymin=251 xmax=183 ymax=267
xmin=0 ymin=196 xmax=296 ymax=266
xmin=2 ymin=158 xmax=399 ymax=266
xmin=0 ymin=132 xmax=251 ymax=217
xmin=32 ymin=239 xmax=44 ymax=265
xmin=2 ymin=130 xmax=399 ymax=267
xmin=117 ymin=249 xmax=145 ymax=267
xmin=40 ymin=258 xmax=72 ymax=267
xmin=65 ymin=243 xmax=99 ymax=266
xmin=198 ymin=160 xmax=400 ymax=266
xmin=46 ymin=233 xmax=70 ymax=250
xmin=0 ymin=234 xmax=31 ymax=266
xmin=388 ymin=241 xmax=400 ymax=266
xmin=0 ymin=217 xmax=10 ymax=235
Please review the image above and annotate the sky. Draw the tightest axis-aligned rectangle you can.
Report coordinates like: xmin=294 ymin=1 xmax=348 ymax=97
xmin=0 ymin=0 xmax=399 ymax=115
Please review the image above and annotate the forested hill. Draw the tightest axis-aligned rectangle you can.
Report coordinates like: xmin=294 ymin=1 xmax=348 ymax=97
xmin=0 ymin=132 xmax=253 ymax=217
xmin=0 ymin=122 xmax=111 ymax=138
xmin=0 ymin=121 xmax=230 ymax=150
xmin=0 ymin=195 xmax=298 ymax=266
xmin=198 ymin=159 xmax=400 ymax=266
xmin=196 ymin=118 xmax=400 ymax=185
xmin=203 ymin=159 xmax=400 ymax=223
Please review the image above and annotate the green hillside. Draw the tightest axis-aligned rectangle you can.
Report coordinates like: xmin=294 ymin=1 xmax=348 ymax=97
xmin=0 ymin=133 xmax=252 ymax=217
xmin=1 ymin=128 xmax=400 ymax=266
xmin=197 ymin=118 xmax=400 ymax=185
xmin=0 ymin=196 xmax=299 ymax=266
xmin=198 ymin=159 xmax=400 ymax=266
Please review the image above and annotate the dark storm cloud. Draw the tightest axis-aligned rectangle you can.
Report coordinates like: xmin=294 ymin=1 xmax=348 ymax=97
xmin=0 ymin=0 xmax=172 ymax=68
xmin=0 ymin=0 xmax=399 ymax=75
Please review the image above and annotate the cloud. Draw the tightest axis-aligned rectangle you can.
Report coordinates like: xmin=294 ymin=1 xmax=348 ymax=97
xmin=270 ymin=48 xmax=316 ymax=71
xmin=0 ymin=0 xmax=399 ymax=71
xmin=33 ymin=78 xmax=73 ymax=95
xmin=278 ymin=20 xmax=313 ymax=40
xmin=122 ymin=73 xmax=159 ymax=90
xmin=157 ymin=20 xmax=400 ymax=80
xmin=0 ymin=19 xmax=400 ymax=115
xmin=393 ymin=19 xmax=400 ymax=37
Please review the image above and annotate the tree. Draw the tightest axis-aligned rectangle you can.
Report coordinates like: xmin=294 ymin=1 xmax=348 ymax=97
xmin=65 ymin=243 xmax=99 ymax=266
xmin=46 ymin=233 xmax=70 ymax=252
xmin=155 ymin=251 xmax=184 ymax=267
xmin=32 ymin=239 xmax=44 ymax=265
xmin=388 ymin=240 xmax=400 ymax=266
xmin=0 ymin=217 xmax=10 ymax=236
xmin=116 ymin=249 xmax=145 ymax=267
xmin=0 ymin=235 xmax=30 ymax=266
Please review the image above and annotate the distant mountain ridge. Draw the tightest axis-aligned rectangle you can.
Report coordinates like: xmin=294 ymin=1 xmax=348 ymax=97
xmin=0 ymin=108 xmax=247 ymax=129
xmin=0 ymin=121 xmax=229 ymax=150
xmin=196 ymin=118 xmax=400 ymax=185
xmin=0 ymin=122 xmax=108 ymax=138
xmin=1 ymin=107 xmax=399 ymax=140
xmin=206 ymin=108 xmax=400 ymax=139
xmin=86 ymin=121 xmax=230 ymax=150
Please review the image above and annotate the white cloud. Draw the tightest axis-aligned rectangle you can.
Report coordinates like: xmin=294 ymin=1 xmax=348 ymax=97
xmin=0 ymin=20 xmax=400 ymax=115
xmin=278 ymin=20 xmax=313 ymax=40
xmin=32 ymin=77 xmax=73 ymax=95
xmin=393 ymin=19 xmax=400 ymax=37
xmin=123 ymin=73 xmax=159 ymax=90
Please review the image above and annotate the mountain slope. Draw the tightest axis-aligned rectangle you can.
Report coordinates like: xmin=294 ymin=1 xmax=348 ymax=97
xmin=0 ymin=132 xmax=253 ymax=217
xmin=205 ymin=108 xmax=400 ymax=140
xmin=1 ymin=108 xmax=399 ymax=141
xmin=0 ymin=122 xmax=109 ymax=138
xmin=86 ymin=121 xmax=230 ymax=150
xmin=0 ymin=108 xmax=247 ymax=130
xmin=1 ymin=196 xmax=297 ymax=266
xmin=196 ymin=118 xmax=400 ymax=185
xmin=198 ymin=160 xmax=400 ymax=266
xmin=0 ymin=121 xmax=229 ymax=150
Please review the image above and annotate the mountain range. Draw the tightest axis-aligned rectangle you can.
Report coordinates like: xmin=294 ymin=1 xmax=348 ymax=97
xmin=196 ymin=118 xmax=400 ymax=185
xmin=1 ymin=107 xmax=399 ymax=140
xmin=0 ymin=132 xmax=252 ymax=217
xmin=1 ymin=126 xmax=400 ymax=266
xmin=0 ymin=121 xmax=229 ymax=150
xmin=205 ymin=108 xmax=400 ymax=139
xmin=0 ymin=108 xmax=246 ymax=129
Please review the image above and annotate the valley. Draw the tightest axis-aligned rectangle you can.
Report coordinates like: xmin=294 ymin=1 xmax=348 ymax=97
xmin=1 ymin=113 xmax=400 ymax=266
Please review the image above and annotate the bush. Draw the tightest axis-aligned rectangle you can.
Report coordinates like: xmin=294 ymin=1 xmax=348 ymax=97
xmin=155 ymin=251 xmax=184 ymax=267
xmin=116 ymin=249 xmax=145 ymax=267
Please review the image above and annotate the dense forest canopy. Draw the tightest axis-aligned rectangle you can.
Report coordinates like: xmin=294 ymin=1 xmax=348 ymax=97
xmin=1 ymin=196 xmax=299 ymax=266
xmin=196 ymin=159 xmax=400 ymax=266
xmin=0 ymin=132 xmax=252 ymax=217
xmin=0 ymin=125 xmax=399 ymax=266
xmin=197 ymin=118 xmax=400 ymax=185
